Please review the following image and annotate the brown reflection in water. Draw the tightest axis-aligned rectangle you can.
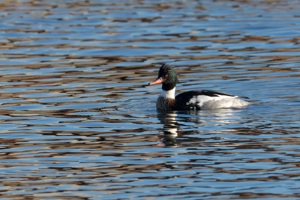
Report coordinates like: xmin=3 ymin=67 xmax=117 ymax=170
xmin=0 ymin=0 xmax=300 ymax=199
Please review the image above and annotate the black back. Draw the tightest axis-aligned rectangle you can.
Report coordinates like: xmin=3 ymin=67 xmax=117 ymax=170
xmin=175 ymin=90 xmax=234 ymax=110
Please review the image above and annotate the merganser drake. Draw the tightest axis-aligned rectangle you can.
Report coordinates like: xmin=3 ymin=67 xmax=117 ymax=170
xmin=148 ymin=63 xmax=249 ymax=110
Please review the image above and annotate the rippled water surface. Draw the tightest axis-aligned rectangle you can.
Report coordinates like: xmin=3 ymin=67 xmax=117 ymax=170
xmin=1 ymin=0 xmax=300 ymax=199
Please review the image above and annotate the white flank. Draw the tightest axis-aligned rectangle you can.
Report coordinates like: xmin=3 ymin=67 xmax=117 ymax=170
xmin=188 ymin=94 xmax=249 ymax=110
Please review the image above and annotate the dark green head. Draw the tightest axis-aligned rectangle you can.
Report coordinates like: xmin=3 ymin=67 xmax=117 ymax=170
xmin=149 ymin=63 xmax=178 ymax=91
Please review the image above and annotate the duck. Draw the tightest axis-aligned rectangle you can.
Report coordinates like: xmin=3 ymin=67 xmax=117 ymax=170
xmin=148 ymin=63 xmax=249 ymax=110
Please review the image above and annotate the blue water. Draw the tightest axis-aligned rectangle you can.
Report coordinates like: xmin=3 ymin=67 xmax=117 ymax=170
xmin=0 ymin=1 xmax=300 ymax=199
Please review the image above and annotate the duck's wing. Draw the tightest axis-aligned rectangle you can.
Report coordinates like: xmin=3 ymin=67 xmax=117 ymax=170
xmin=175 ymin=90 xmax=246 ymax=110
xmin=195 ymin=90 xmax=235 ymax=97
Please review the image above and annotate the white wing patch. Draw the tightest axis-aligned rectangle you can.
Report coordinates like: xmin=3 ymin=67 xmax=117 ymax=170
xmin=187 ymin=94 xmax=249 ymax=109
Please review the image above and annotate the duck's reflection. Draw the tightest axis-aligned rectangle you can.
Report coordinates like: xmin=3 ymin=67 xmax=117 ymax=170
xmin=156 ymin=109 xmax=245 ymax=147
xmin=157 ymin=111 xmax=179 ymax=147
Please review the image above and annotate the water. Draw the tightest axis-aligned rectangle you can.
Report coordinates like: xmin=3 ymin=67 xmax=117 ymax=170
xmin=0 ymin=0 xmax=300 ymax=199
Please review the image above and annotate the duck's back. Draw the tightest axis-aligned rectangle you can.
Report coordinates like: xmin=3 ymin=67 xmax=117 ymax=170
xmin=175 ymin=90 xmax=249 ymax=110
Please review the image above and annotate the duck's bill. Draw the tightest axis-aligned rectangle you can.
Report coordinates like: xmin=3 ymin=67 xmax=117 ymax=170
xmin=148 ymin=77 xmax=164 ymax=86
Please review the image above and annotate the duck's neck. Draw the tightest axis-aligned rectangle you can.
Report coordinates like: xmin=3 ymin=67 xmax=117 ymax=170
xmin=157 ymin=87 xmax=176 ymax=110
xmin=160 ymin=87 xmax=176 ymax=99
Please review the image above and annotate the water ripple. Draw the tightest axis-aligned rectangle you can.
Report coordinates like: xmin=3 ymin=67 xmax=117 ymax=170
xmin=0 ymin=0 xmax=300 ymax=199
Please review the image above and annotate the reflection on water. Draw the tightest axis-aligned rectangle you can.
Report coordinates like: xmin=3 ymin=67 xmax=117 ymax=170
xmin=157 ymin=111 xmax=179 ymax=147
xmin=1 ymin=0 xmax=300 ymax=199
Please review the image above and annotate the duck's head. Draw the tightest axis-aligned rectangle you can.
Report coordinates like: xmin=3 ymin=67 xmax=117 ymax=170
xmin=148 ymin=63 xmax=178 ymax=91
